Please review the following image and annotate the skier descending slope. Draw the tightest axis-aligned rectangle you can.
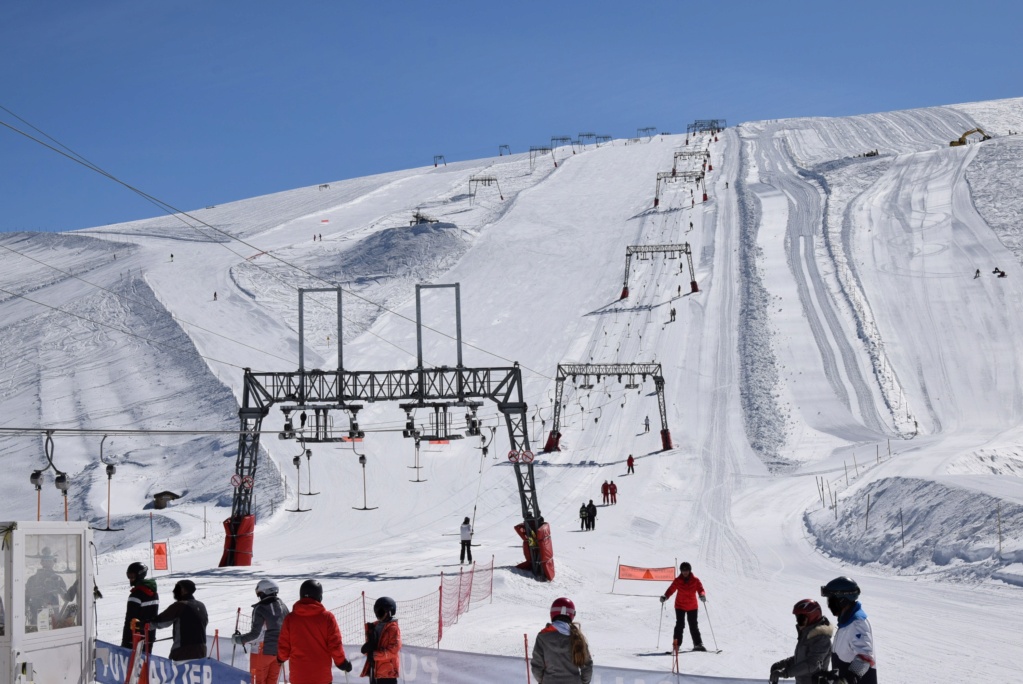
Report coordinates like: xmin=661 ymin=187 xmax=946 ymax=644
xmin=822 ymin=577 xmax=877 ymax=684
xmin=769 ymin=599 xmax=834 ymax=684
xmin=660 ymin=562 xmax=707 ymax=652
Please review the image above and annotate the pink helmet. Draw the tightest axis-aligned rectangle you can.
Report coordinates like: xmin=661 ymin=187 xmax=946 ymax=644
xmin=792 ymin=598 xmax=822 ymax=625
xmin=550 ymin=597 xmax=576 ymax=621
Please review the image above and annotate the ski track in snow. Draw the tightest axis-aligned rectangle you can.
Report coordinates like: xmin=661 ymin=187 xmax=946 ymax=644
xmin=2 ymin=101 xmax=1023 ymax=681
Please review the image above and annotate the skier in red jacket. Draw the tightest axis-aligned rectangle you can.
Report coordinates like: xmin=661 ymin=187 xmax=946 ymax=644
xmin=277 ymin=580 xmax=352 ymax=684
xmin=600 ymin=481 xmax=610 ymax=505
xmin=659 ymin=562 xmax=707 ymax=652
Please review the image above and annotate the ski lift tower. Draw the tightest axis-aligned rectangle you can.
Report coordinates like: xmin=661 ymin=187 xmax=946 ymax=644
xmin=1 ymin=521 xmax=95 ymax=684
xmin=619 ymin=243 xmax=697 ymax=299
xmin=468 ymin=175 xmax=504 ymax=205
xmin=595 ymin=135 xmax=613 ymax=147
xmin=433 ymin=155 xmax=447 ymax=167
xmin=543 ymin=363 xmax=673 ymax=452
xmin=638 ymin=127 xmax=657 ymax=140
xmin=219 ymin=285 xmax=554 ymax=580
xmin=529 ymin=146 xmax=554 ymax=170
xmin=654 ymin=170 xmax=705 ymax=207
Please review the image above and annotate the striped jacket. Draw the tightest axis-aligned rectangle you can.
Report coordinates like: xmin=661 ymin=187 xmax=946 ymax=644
xmin=121 ymin=579 xmax=159 ymax=648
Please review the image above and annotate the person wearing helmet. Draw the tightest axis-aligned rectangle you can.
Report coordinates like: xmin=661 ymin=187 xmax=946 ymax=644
xmin=821 ymin=577 xmax=876 ymax=684
xmin=277 ymin=579 xmax=352 ymax=683
xmin=659 ymin=562 xmax=707 ymax=651
xmin=531 ymin=597 xmax=593 ymax=684
xmin=768 ymin=599 xmax=834 ymax=684
xmin=121 ymin=562 xmax=159 ymax=651
xmin=149 ymin=579 xmax=209 ymax=661
xmin=360 ymin=596 xmax=402 ymax=683
xmin=233 ymin=579 xmax=289 ymax=684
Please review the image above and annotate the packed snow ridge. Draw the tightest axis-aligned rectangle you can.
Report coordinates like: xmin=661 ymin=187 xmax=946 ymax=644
xmin=2 ymin=96 xmax=1023 ymax=682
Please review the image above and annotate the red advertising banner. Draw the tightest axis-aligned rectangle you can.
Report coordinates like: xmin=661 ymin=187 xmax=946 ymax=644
xmin=618 ymin=564 xmax=674 ymax=581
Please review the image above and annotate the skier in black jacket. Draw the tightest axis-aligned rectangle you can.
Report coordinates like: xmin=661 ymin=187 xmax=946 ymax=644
xmin=121 ymin=562 xmax=159 ymax=651
xmin=149 ymin=579 xmax=209 ymax=661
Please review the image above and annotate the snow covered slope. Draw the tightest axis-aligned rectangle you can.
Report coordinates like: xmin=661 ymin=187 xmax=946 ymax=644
xmin=2 ymin=98 xmax=1022 ymax=682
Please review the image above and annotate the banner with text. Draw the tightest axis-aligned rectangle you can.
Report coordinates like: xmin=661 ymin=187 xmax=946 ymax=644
xmin=95 ymin=640 xmax=249 ymax=684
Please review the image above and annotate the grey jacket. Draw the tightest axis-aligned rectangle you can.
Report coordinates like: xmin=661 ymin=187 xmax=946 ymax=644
xmin=237 ymin=595 xmax=289 ymax=656
xmin=778 ymin=618 xmax=834 ymax=684
xmin=531 ymin=623 xmax=593 ymax=684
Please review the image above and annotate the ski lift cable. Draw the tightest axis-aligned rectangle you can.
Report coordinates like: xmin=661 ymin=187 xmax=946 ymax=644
xmin=0 ymin=109 xmax=550 ymax=380
xmin=0 ymin=285 xmax=248 ymax=370
xmin=0 ymin=242 xmax=294 ymax=365
xmin=0 ymin=113 xmax=417 ymax=364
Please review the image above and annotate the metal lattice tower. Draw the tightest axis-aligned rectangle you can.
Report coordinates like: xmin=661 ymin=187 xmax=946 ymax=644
xmin=654 ymin=170 xmax=705 ymax=208
xmin=543 ymin=363 xmax=673 ymax=452
xmin=596 ymin=135 xmax=613 ymax=146
xmin=220 ymin=285 xmax=549 ymax=579
xmin=619 ymin=243 xmax=697 ymax=299
xmin=578 ymin=132 xmax=596 ymax=147
xmin=638 ymin=127 xmax=657 ymax=140
xmin=499 ymin=144 xmax=511 ymax=156
xmin=433 ymin=155 xmax=447 ymax=167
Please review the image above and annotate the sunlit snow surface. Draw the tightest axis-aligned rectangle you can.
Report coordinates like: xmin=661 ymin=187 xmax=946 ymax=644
xmin=2 ymin=98 xmax=1023 ymax=681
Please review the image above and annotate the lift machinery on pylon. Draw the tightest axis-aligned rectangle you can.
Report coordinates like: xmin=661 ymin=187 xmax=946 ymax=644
xmin=543 ymin=363 xmax=673 ymax=452
xmin=219 ymin=284 xmax=554 ymax=581
xmin=654 ymin=170 xmax=705 ymax=207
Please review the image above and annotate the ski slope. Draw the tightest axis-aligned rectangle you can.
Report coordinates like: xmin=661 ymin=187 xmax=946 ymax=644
xmin=2 ymin=97 xmax=1023 ymax=682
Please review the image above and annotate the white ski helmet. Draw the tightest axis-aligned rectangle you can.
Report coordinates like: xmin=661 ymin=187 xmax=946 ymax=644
xmin=256 ymin=579 xmax=280 ymax=597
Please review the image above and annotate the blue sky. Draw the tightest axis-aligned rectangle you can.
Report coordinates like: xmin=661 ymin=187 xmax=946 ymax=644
xmin=1 ymin=0 xmax=1020 ymax=232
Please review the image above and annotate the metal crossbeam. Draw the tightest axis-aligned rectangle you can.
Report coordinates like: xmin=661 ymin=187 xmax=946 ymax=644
xmin=222 ymin=284 xmax=548 ymax=579
xmin=543 ymin=363 xmax=672 ymax=452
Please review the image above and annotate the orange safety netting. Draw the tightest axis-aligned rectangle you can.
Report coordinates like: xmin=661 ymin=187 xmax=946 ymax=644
xmin=618 ymin=564 xmax=675 ymax=581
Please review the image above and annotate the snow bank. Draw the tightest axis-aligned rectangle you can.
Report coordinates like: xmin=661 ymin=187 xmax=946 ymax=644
xmin=806 ymin=476 xmax=1023 ymax=579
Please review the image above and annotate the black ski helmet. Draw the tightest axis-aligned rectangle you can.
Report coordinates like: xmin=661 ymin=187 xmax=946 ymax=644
xmin=299 ymin=579 xmax=323 ymax=602
xmin=374 ymin=596 xmax=397 ymax=620
xmin=820 ymin=576 xmax=860 ymax=601
xmin=126 ymin=562 xmax=148 ymax=583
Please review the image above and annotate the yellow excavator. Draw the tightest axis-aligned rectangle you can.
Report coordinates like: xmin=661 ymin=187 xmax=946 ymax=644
xmin=950 ymin=128 xmax=992 ymax=147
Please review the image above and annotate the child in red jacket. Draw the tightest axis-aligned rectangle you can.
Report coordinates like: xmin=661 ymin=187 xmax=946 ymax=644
xmin=361 ymin=596 xmax=402 ymax=683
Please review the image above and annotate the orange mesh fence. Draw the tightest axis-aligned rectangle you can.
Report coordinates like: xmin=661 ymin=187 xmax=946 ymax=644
xmin=618 ymin=564 xmax=675 ymax=581
xmin=234 ymin=559 xmax=493 ymax=650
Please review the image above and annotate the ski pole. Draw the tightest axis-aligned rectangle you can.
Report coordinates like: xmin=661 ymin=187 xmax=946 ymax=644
xmin=656 ymin=601 xmax=665 ymax=650
xmin=231 ymin=606 xmax=241 ymax=667
xmin=701 ymin=599 xmax=719 ymax=651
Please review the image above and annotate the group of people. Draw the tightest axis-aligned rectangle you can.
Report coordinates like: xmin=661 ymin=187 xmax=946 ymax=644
xmin=769 ymin=576 xmax=877 ymax=684
xmin=578 ymin=500 xmax=598 ymax=530
xmin=600 ymin=480 xmax=618 ymax=505
xmin=530 ymin=571 xmax=876 ymax=684
xmin=120 ymin=562 xmax=403 ymax=684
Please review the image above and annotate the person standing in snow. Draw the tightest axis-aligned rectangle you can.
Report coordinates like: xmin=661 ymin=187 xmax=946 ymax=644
xmin=769 ymin=599 xmax=834 ymax=684
xmin=601 ymin=481 xmax=610 ymax=505
xmin=459 ymin=516 xmax=473 ymax=564
xmin=531 ymin=598 xmax=593 ymax=684
xmin=609 ymin=481 xmax=618 ymax=504
xmin=361 ymin=596 xmax=402 ymax=684
xmin=579 ymin=503 xmax=588 ymax=531
xmin=121 ymin=562 xmax=158 ymax=652
xmin=627 ymin=454 xmax=635 ymax=474
xmin=660 ymin=562 xmax=707 ymax=652
xmin=821 ymin=577 xmax=876 ymax=684
xmin=277 ymin=579 xmax=352 ymax=683
xmin=233 ymin=579 xmax=289 ymax=684
xmin=585 ymin=500 xmax=597 ymax=531
xmin=644 ymin=416 xmax=651 ymax=433
xmin=148 ymin=579 xmax=208 ymax=661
